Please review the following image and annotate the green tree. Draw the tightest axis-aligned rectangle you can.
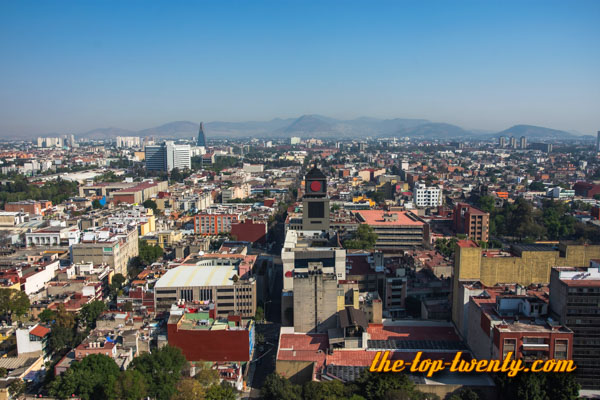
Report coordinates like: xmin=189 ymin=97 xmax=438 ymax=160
xmin=172 ymin=378 xmax=205 ymax=400
xmin=138 ymin=240 xmax=164 ymax=265
xmin=529 ymin=181 xmax=546 ymax=191
xmin=355 ymin=370 xmax=421 ymax=400
xmin=448 ymin=388 xmax=480 ymax=400
xmin=79 ymin=300 xmax=106 ymax=330
xmin=55 ymin=303 xmax=76 ymax=329
xmin=130 ymin=345 xmax=187 ymax=400
xmin=477 ymin=195 xmax=495 ymax=213
xmin=49 ymin=354 xmax=120 ymax=400
xmin=38 ymin=308 xmax=56 ymax=323
xmin=205 ymin=382 xmax=237 ymax=400
xmin=112 ymin=370 xmax=147 ymax=400
xmin=544 ymin=372 xmax=580 ymax=400
xmin=142 ymin=199 xmax=158 ymax=212
xmin=92 ymin=199 xmax=102 ymax=209
xmin=194 ymin=364 xmax=220 ymax=387
xmin=344 ymin=224 xmax=378 ymax=249
xmin=47 ymin=325 xmax=75 ymax=354
xmin=255 ymin=305 xmax=264 ymax=322
xmin=303 ymin=380 xmax=349 ymax=400
xmin=261 ymin=373 xmax=302 ymax=400
xmin=8 ymin=379 xmax=26 ymax=398
xmin=109 ymin=274 xmax=126 ymax=300
xmin=0 ymin=367 xmax=6 ymax=378
xmin=0 ymin=288 xmax=30 ymax=322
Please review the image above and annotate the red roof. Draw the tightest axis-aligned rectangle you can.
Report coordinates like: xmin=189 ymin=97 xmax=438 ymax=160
xmin=358 ymin=210 xmax=424 ymax=226
xmin=457 ymin=239 xmax=478 ymax=248
xmin=30 ymin=325 xmax=51 ymax=338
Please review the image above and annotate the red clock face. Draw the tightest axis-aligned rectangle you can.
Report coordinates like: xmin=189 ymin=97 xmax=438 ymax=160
xmin=310 ymin=181 xmax=322 ymax=192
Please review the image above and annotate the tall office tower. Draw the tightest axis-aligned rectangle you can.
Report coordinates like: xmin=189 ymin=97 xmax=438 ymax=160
xmin=145 ymin=144 xmax=167 ymax=171
xmin=293 ymin=261 xmax=338 ymax=333
xmin=597 ymin=131 xmax=600 ymax=152
xmin=509 ymin=136 xmax=517 ymax=149
xmin=145 ymin=142 xmax=191 ymax=172
xmin=197 ymin=122 xmax=206 ymax=147
xmin=302 ymin=165 xmax=330 ymax=231
xmin=520 ymin=136 xmax=527 ymax=149
xmin=498 ymin=136 xmax=506 ymax=147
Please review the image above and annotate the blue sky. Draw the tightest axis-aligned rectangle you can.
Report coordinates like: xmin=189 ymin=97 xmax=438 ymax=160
xmin=1 ymin=0 xmax=599 ymax=136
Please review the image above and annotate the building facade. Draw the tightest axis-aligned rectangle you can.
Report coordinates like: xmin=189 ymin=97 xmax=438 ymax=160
xmin=412 ymin=182 xmax=442 ymax=207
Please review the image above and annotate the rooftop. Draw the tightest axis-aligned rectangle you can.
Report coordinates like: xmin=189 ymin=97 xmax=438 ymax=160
xmin=155 ymin=264 xmax=237 ymax=288
xmin=357 ymin=210 xmax=424 ymax=226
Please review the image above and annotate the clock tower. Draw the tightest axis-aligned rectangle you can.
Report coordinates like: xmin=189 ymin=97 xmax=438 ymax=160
xmin=302 ymin=164 xmax=330 ymax=231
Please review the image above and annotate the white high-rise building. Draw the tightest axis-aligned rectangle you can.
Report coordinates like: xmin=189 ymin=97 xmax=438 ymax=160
xmin=413 ymin=182 xmax=443 ymax=207
xmin=145 ymin=141 xmax=191 ymax=172
xmin=116 ymin=136 xmax=141 ymax=148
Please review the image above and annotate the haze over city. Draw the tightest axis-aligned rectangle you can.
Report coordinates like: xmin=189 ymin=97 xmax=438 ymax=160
xmin=1 ymin=0 xmax=599 ymax=137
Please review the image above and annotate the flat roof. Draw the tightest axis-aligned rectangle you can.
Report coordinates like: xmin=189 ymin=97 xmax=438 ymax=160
xmin=357 ymin=210 xmax=424 ymax=226
xmin=155 ymin=264 xmax=236 ymax=288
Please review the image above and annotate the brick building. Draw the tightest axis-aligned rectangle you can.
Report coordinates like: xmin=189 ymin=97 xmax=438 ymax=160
xmin=452 ymin=203 xmax=489 ymax=242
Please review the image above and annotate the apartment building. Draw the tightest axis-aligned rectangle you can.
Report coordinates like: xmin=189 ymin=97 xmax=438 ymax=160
xmin=412 ymin=182 xmax=442 ymax=207
xmin=355 ymin=210 xmax=429 ymax=249
xmin=452 ymin=202 xmax=489 ymax=242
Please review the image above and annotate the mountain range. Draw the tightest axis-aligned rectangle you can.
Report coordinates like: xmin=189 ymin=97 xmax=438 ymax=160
xmin=35 ymin=115 xmax=596 ymax=141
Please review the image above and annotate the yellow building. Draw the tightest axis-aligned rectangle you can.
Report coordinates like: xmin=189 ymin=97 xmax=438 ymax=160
xmin=452 ymin=240 xmax=600 ymax=330
xmin=352 ymin=195 xmax=375 ymax=207
xmin=144 ymin=230 xmax=183 ymax=249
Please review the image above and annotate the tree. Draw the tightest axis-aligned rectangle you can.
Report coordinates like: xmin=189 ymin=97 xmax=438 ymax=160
xmin=142 ymin=199 xmax=158 ymax=212
xmin=47 ymin=324 xmax=75 ymax=354
xmin=344 ymin=224 xmax=378 ymax=249
xmin=0 ymin=289 xmax=30 ymax=322
xmin=355 ymin=370 xmax=431 ymax=400
xmin=130 ymin=345 xmax=187 ymax=400
xmin=544 ymin=372 xmax=579 ymax=400
xmin=112 ymin=369 xmax=147 ymax=400
xmin=55 ymin=303 xmax=75 ymax=329
xmin=92 ymin=199 xmax=102 ymax=209
xmin=49 ymin=354 xmax=120 ymax=400
xmin=172 ymin=378 xmax=205 ymax=400
xmin=0 ymin=368 xmax=6 ymax=378
xmin=194 ymin=364 xmax=220 ymax=387
xmin=138 ymin=240 xmax=163 ymax=265
xmin=8 ymin=379 xmax=26 ymax=398
xmin=477 ymin=195 xmax=495 ymax=213
xmin=303 ymin=380 xmax=349 ymax=400
xmin=205 ymin=382 xmax=237 ymax=400
xmin=38 ymin=308 xmax=56 ymax=323
xmin=261 ymin=373 xmax=302 ymax=400
xmin=109 ymin=274 xmax=126 ymax=300
xmin=255 ymin=306 xmax=264 ymax=322
xmin=448 ymin=388 xmax=480 ymax=400
xmin=79 ymin=301 xmax=106 ymax=330
xmin=529 ymin=181 xmax=546 ymax=191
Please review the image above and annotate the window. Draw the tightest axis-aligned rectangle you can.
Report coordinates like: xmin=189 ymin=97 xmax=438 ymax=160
xmin=555 ymin=339 xmax=568 ymax=359
xmin=503 ymin=338 xmax=516 ymax=359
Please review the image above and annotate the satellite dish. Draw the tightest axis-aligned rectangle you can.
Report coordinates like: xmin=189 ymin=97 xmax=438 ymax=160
xmin=198 ymin=251 xmax=205 ymax=257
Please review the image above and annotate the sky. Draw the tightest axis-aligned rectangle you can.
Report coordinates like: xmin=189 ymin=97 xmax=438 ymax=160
xmin=1 ymin=0 xmax=599 ymax=137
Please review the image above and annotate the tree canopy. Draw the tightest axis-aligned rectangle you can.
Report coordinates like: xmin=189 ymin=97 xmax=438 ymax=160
xmin=49 ymin=354 xmax=120 ymax=400
xmin=344 ymin=224 xmax=378 ymax=249
xmin=0 ymin=288 xmax=30 ymax=322
xmin=130 ymin=345 xmax=187 ymax=400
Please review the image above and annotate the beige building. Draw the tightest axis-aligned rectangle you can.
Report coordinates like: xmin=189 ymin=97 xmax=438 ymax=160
xmin=71 ymin=226 xmax=139 ymax=276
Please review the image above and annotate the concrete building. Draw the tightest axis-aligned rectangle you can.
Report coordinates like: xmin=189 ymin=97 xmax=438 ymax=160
xmin=16 ymin=324 xmax=50 ymax=356
xmin=412 ymin=182 xmax=442 ymax=207
xmin=26 ymin=225 xmax=80 ymax=247
xmin=154 ymin=255 xmax=257 ymax=317
xmin=115 ymin=136 xmax=141 ymax=148
xmin=452 ymin=203 xmax=489 ymax=242
xmin=510 ymin=136 xmax=517 ymax=149
xmin=452 ymin=241 xmax=600 ymax=337
xmin=193 ymin=213 xmax=240 ymax=235
xmin=145 ymin=142 xmax=191 ymax=172
xmin=292 ymin=261 xmax=339 ymax=333
xmin=520 ymin=136 xmax=527 ymax=149
xmin=550 ymin=264 xmax=600 ymax=389
xmin=36 ymin=137 xmax=63 ymax=148
xmin=167 ymin=309 xmax=254 ymax=363
xmin=466 ymin=285 xmax=572 ymax=362
xmin=222 ymin=184 xmax=251 ymax=203
xmin=71 ymin=225 xmax=139 ymax=276
xmin=5 ymin=200 xmax=52 ymax=216
xmin=355 ymin=210 xmax=429 ymax=249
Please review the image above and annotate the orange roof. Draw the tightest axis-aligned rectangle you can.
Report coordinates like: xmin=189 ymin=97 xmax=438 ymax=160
xmin=457 ymin=239 xmax=479 ymax=248
xmin=357 ymin=210 xmax=423 ymax=226
xmin=30 ymin=325 xmax=51 ymax=338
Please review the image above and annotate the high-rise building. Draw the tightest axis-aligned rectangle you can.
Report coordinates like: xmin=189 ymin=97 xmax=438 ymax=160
xmin=550 ymin=263 xmax=600 ymax=389
xmin=452 ymin=203 xmax=489 ymax=242
xmin=116 ymin=136 xmax=141 ymax=149
xmin=197 ymin=122 xmax=206 ymax=147
xmin=510 ymin=136 xmax=517 ymax=149
xmin=520 ymin=136 xmax=527 ymax=149
xmin=596 ymin=131 xmax=600 ymax=152
xmin=145 ymin=142 xmax=191 ymax=172
xmin=302 ymin=165 xmax=330 ymax=231
xmin=498 ymin=136 xmax=506 ymax=147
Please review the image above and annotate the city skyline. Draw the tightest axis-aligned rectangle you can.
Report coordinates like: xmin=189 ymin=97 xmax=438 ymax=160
xmin=1 ymin=0 xmax=599 ymax=137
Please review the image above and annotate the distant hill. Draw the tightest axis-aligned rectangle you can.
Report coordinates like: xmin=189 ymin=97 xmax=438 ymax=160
xmin=60 ymin=118 xmax=592 ymax=141
xmin=493 ymin=125 xmax=575 ymax=140
xmin=389 ymin=122 xmax=474 ymax=138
